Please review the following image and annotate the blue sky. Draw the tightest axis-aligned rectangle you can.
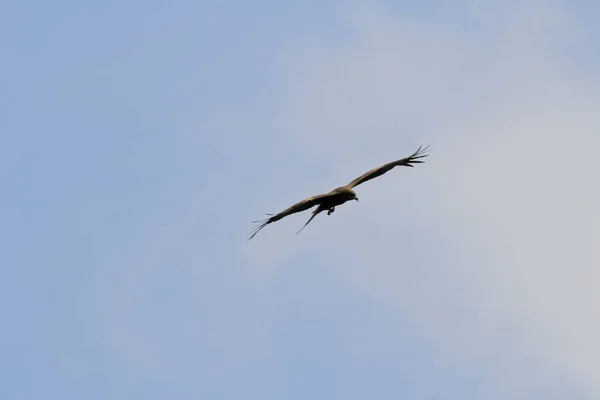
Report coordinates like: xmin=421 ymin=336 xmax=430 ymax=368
xmin=2 ymin=1 xmax=600 ymax=399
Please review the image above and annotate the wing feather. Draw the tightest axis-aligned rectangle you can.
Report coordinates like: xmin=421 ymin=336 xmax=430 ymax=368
xmin=347 ymin=145 xmax=430 ymax=188
xmin=247 ymin=192 xmax=333 ymax=240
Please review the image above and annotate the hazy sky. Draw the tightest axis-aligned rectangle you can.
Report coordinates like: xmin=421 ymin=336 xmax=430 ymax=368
xmin=2 ymin=0 xmax=600 ymax=399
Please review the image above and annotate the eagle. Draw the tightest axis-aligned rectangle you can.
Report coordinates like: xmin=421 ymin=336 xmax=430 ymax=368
xmin=247 ymin=145 xmax=429 ymax=240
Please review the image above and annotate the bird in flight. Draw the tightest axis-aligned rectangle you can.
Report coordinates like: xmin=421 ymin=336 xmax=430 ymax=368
xmin=247 ymin=145 xmax=430 ymax=240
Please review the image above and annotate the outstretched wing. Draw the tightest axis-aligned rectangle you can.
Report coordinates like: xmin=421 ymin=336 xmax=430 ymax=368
xmin=347 ymin=145 xmax=430 ymax=189
xmin=247 ymin=193 xmax=333 ymax=240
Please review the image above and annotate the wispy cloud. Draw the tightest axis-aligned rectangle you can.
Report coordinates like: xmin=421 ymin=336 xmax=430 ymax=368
xmin=237 ymin=1 xmax=600 ymax=397
xmin=5 ymin=0 xmax=599 ymax=398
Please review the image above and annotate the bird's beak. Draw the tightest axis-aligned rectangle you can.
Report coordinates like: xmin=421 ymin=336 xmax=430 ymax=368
xmin=355 ymin=198 xmax=359 ymax=201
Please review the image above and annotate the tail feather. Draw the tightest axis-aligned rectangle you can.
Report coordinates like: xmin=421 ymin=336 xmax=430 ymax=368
xmin=296 ymin=209 xmax=322 ymax=235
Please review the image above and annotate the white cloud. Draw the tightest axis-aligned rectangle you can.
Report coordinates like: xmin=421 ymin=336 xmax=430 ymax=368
xmin=241 ymin=1 xmax=600 ymax=396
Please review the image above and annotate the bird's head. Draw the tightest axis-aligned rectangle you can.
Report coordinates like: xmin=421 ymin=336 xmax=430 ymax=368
xmin=349 ymin=190 xmax=358 ymax=201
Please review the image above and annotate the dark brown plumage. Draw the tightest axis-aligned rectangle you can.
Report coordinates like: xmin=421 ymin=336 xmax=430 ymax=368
xmin=247 ymin=145 xmax=430 ymax=240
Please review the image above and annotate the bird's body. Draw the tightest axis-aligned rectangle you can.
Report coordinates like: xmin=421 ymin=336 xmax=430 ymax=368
xmin=316 ymin=186 xmax=358 ymax=212
xmin=247 ymin=145 xmax=429 ymax=240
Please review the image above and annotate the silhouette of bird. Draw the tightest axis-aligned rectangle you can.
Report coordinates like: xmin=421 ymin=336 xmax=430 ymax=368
xmin=247 ymin=145 xmax=430 ymax=240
